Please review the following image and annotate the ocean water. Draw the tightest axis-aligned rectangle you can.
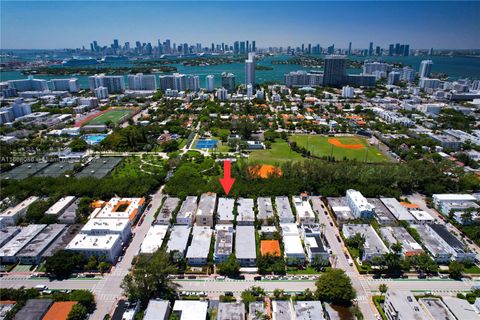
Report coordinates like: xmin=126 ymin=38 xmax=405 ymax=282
xmin=1 ymin=54 xmax=479 ymax=89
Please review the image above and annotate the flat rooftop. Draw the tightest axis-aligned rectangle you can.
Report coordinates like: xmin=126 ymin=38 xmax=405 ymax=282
xmin=367 ymin=198 xmax=396 ymax=224
xmin=93 ymin=197 xmax=144 ymax=221
xmin=385 ymin=290 xmax=430 ymax=320
xmin=13 ymin=299 xmax=53 ymax=320
xmin=66 ymin=233 xmax=120 ymax=250
xmin=140 ymin=224 xmax=169 ymax=254
xmin=235 ymin=225 xmax=256 ymax=260
xmin=144 ymin=300 xmax=170 ymax=320
xmin=166 ymin=225 xmax=191 ymax=254
xmin=0 ymin=196 xmax=39 ymax=218
xmin=249 ymin=302 xmax=267 ymax=320
xmin=237 ymin=198 xmax=255 ymax=222
xmin=294 ymin=301 xmax=325 ymax=320
xmin=380 ymin=198 xmax=415 ymax=221
xmin=215 ymin=228 xmax=233 ymax=257
xmin=283 ymin=235 xmax=305 ymax=255
xmin=217 ymin=302 xmax=245 ymax=320
xmin=82 ymin=218 xmax=130 ymax=234
xmin=380 ymin=226 xmax=423 ymax=255
xmin=186 ymin=226 xmax=213 ymax=259
xmin=292 ymin=196 xmax=315 ymax=220
xmin=0 ymin=224 xmax=46 ymax=258
xmin=272 ymin=300 xmax=294 ymax=320
xmin=257 ymin=197 xmax=274 ymax=221
xmin=429 ymin=224 xmax=467 ymax=252
xmin=156 ymin=197 xmax=180 ymax=223
xmin=45 ymin=196 xmax=76 ymax=215
xmin=177 ymin=196 xmax=198 ymax=220
xmin=217 ymin=198 xmax=234 ymax=222
xmin=411 ymin=224 xmax=452 ymax=257
xmin=196 ymin=193 xmax=216 ymax=218
xmin=172 ymin=300 xmax=208 ymax=320
xmin=442 ymin=297 xmax=478 ymax=319
xmin=0 ymin=226 xmax=21 ymax=247
xmin=275 ymin=196 xmax=294 ymax=221
xmin=343 ymin=224 xmax=389 ymax=257
xmin=418 ymin=298 xmax=455 ymax=320
xmin=17 ymin=224 xmax=67 ymax=259
xmin=326 ymin=197 xmax=354 ymax=220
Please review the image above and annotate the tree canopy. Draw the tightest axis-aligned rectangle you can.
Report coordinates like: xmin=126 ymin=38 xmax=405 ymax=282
xmin=315 ymin=269 xmax=356 ymax=305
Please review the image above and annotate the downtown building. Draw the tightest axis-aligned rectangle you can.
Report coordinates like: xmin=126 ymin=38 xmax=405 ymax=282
xmin=8 ymin=76 xmax=48 ymax=92
xmin=50 ymin=78 xmax=80 ymax=92
xmin=284 ymin=71 xmax=323 ymax=87
xmin=221 ymin=72 xmax=236 ymax=92
xmin=245 ymin=52 xmax=256 ymax=87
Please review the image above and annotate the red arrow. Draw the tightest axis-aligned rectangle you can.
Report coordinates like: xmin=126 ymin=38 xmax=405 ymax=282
xmin=219 ymin=160 xmax=235 ymax=196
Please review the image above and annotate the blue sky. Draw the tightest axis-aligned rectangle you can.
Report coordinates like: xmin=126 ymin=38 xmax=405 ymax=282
xmin=1 ymin=1 xmax=479 ymax=49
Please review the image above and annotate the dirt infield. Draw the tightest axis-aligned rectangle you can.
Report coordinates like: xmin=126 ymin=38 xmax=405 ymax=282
xmin=249 ymin=164 xmax=283 ymax=178
xmin=327 ymin=138 xmax=365 ymax=149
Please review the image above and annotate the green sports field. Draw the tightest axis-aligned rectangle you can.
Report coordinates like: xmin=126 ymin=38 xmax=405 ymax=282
xmin=85 ymin=109 xmax=133 ymax=125
xmin=289 ymin=135 xmax=389 ymax=163
xmin=249 ymin=139 xmax=303 ymax=164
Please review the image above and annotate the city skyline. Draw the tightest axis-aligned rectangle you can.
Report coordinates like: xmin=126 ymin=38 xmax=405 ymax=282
xmin=1 ymin=1 xmax=480 ymax=50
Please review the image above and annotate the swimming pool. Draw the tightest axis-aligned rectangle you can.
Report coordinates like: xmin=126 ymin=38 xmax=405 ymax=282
xmin=83 ymin=134 xmax=108 ymax=145
xmin=195 ymin=139 xmax=218 ymax=149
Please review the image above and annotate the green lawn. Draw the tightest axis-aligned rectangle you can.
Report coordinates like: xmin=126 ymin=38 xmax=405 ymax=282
xmin=86 ymin=109 xmax=133 ymax=125
xmin=249 ymin=139 xmax=303 ymax=164
xmin=290 ymin=135 xmax=388 ymax=163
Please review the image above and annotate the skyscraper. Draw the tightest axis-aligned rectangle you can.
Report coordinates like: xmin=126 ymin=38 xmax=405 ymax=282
xmin=206 ymin=75 xmax=215 ymax=91
xmin=221 ymin=72 xmax=236 ymax=92
xmin=188 ymin=75 xmax=200 ymax=92
xmin=368 ymin=42 xmax=374 ymax=56
xmin=403 ymin=44 xmax=410 ymax=56
xmin=234 ymin=41 xmax=239 ymax=55
xmin=323 ymin=55 xmax=347 ymax=87
xmin=388 ymin=44 xmax=394 ymax=56
xmin=245 ymin=52 xmax=256 ymax=87
xmin=252 ymin=41 xmax=256 ymax=52
xmin=240 ymin=41 xmax=246 ymax=54
xmin=128 ymin=73 xmax=157 ymax=91
xmin=327 ymin=44 xmax=335 ymax=54
xmin=419 ymin=60 xmax=433 ymax=78
xmin=348 ymin=42 xmax=352 ymax=55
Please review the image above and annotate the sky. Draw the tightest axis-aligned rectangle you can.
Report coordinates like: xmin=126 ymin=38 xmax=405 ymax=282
xmin=1 ymin=1 xmax=479 ymax=50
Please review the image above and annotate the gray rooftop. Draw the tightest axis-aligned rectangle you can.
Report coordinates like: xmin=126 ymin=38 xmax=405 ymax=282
xmin=196 ymin=193 xmax=216 ymax=218
xmin=235 ymin=225 xmax=256 ymax=260
xmin=380 ymin=226 xmax=423 ymax=255
xmin=16 ymin=224 xmax=67 ymax=259
xmin=166 ymin=225 xmax=191 ymax=255
xmin=215 ymin=228 xmax=234 ymax=257
xmin=217 ymin=302 xmax=245 ymax=320
xmin=0 ymin=224 xmax=46 ymax=258
xmin=13 ymin=299 xmax=53 ymax=320
xmin=418 ymin=298 xmax=455 ymax=320
xmin=186 ymin=226 xmax=213 ymax=259
xmin=380 ymin=198 xmax=415 ymax=221
xmin=0 ymin=226 xmax=22 ymax=247
xmin=275 ymin=196 xmax=294 ymax=222
xmin=249 ymin=302 xmax=267 ymax=320
xmin=326 ymin=197 xmax=354 ymax=221
xmin=237 ymin=198 xmax=255 ymax=223
xmin=58 ymin=199 xmax=79 ymax=224
xmin=342 ymin=224 xmax=389 ymax=258
xmin=294 ymin=301 xmax=325 ymax=320
xmin=367 ymin=198 xmax=396 ymax=225
xmin=442 ymin=297 xmax=479 ymax=319
xmin=257 ymin=197 xmax=274 ymax=221
xmin=177 ymin=196 xmax=198 ymax=220
xmin=411 ymin=224 xmax=453 ymax=258
xmin=272 ymin=300 xmax=294 ymax=320
xmin=156 ymin=197 xmax=180 ymax=224
xmin=144 ymin=300 xmax=170 ymax=320
xmin=384 ymin=290 xmax=430 ymax=320
xmin=217 ymin=198 xmax=235 ymax=222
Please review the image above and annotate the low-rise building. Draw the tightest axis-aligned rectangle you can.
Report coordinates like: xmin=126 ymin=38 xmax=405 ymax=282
xmin=0 ymin=226 xmax=21 ymax=247
xmin=235 ymin=225 xmax=256 ymax=266
xmin=92 ymin=197 xmax=145 ymax=223
xmin=442 ymin=297 xmax=478 ymax=320
xmin=176 ymin=196 xmax=198 ymax=226
xmin=143 ymin=300 xmax=170 ymax=320
xmin=155 ymin=197 xmax=180 ymax=225
xmin=432 ymin=194 xmax=478 ymax=216
xmin=140 ymin=225 xmax=169 ymax=254
xmin=237 ymin=198 xmax=255 ymax=225
xmin=81 ymin=218 xmax=131 ymax=242
xmin=214 ymin=224 xmax=234 ymax=264
xmin=13 ymin=299 xmax=53 ymax=320
xmin=292 ymin=195 xmax=316 ymax=225
xmin=66 ymin=233 xmax=122 ymax=262
xmin=272 ymin=300 xmax=294 ymax=320
xmin=411 ymin=224 xmax=453 ymax=263
xmin=16 ymin=224 xmax=67 ymax=264
xmin=195 ymin=193 xmax=216 ymax=227
xmin=418 ymin=298 xmax=455 ymax=320
xmin=257 ymin=197 xmax=274 ymax=225
xmin=342 ymin=224 xmax=389 ymax=261
xmin=384 ymin=290 xmax=430 ymax=320
xmin=0 ymin=224 xmax=46 ymax=263
xmin=346 ymin=189 xmax=375 ymax=219
xmin=275 ymin=197 xmax=295 ymax=223
xmin=166 ymin=225 xmax=191 ymax=260
xmin=172 ymin=300 xmax=208 ymax=320
xmin=326 ymin=197 xmax=354 ymax=222
xmin=302 ymin=225 xmax=329 ymax=264
xmin=380 ymin=226 xmax=423 ymax=257
xmin=0 ymin=196 xmax=39 ymax=226
xmin=217 ymin=198 xmax=235 ymax=224
xmin=294 ymin=301 xmax=325 ymax=320
xmin=409 ymin=210 xmax=435 ymax=224
xmin=367 ymin=198 xmax=397 ymax=225
xmin=45 ymin=196 xmax=76 ymax=216
xmin=380 ymin=198 xmax=415 ymax=222
xmin=428 ymin=224 xmax=475 ymax=262
xmin=217 ymin=302 xmax=245 ymax=320
xmin=186 ymin=226 xmax=213 ymax=266
xmin=249 ymin=302 xmax=267 ymax=320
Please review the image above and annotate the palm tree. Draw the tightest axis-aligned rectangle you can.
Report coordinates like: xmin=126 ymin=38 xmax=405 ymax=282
xmin=379 ymin=283 xmax=388 ymax=297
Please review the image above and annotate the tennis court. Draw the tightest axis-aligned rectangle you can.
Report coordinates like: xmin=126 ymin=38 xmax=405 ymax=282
xmin=0 ymin=163 xmax=50 ymax=180
xmin=34 ymin=162 xmax=77 ymax=177
xmin=75 ymin=157 xmax=122 ymax=179
xmin=195 ymin=139 xmax=218 ymax=149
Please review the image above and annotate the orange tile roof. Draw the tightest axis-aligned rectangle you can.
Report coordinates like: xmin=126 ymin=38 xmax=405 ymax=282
xmin=399 ymin=202 xmax=420 ymax=209
xmin=42 ymin=301 xmax=77 ymax=320
xmin=261 ymin=240 xmax=281 ymax=257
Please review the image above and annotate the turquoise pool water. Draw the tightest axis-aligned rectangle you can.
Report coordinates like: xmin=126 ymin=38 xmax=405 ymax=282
xmin=83 ymin=134 xmax=107 ymax=145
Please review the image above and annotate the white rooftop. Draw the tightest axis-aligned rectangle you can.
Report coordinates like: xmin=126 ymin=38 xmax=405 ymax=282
xmin=0 ymin=196 xmax=39 ymax=218
xmin=45 ymin=196 xmax=76 ymax=215
xmin=283 ymin=235 xmax=305 ymax=255
xmin=433 ymin=194 xmax=477 ymax=201
xmin=66 ymin=233 xmax=121 ymax=250
xmin=172 ymin=300 xmax=208 ymax=320
xmin=82 ymin=218 xmax=130 ymax=233
xmin=186 ymin=226 xmax=213 ymax=259
xmin=140 ymin=225 xmax=169 ymax=254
